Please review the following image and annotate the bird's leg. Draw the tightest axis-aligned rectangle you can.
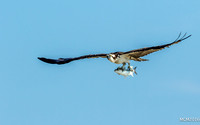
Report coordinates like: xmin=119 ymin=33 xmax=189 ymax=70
xmin=118 ymin=63 xmax=126 ymax=71
xmin=127 ymin=62 xmax=131 ymax=70
xmin=122 ymin=63 xmax=126 ymax=68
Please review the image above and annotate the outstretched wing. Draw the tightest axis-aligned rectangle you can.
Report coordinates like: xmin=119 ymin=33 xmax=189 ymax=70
xmin=38 ymin=53 xmax=107 ymax=64
xmin=122 ymin=33 xmax=191 ymax=61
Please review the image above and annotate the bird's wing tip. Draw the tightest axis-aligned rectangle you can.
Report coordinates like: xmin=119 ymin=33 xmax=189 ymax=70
xmin=38 ymin=57 xmax=46 ymax=61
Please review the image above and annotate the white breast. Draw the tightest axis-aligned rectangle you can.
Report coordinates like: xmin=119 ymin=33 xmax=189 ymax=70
xmin=114 ymin=55 xmax=130 ymax=64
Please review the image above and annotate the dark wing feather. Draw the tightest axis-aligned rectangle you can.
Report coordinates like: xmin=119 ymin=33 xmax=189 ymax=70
xmin=38 ymin=53 xmax=107 ymax=65
xmin=123 ymin=33 xmax=191 ymax=60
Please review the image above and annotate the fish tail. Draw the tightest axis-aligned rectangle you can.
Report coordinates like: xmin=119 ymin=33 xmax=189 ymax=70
xmin=134 ymin=67 xmax=137 ymax=75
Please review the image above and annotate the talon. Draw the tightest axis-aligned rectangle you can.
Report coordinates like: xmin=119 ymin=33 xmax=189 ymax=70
xmin=121 ymin=67 xmax=125 ymax=71
xmin=127 ymin=62 xmax=131 ymax=70
xmin=116 ymin=66 xmax=124 ymax=71
xmin=119 ymin=63 xmax=126 ymax=71
xmin=128 ymin=66 xmax=132 ymax=71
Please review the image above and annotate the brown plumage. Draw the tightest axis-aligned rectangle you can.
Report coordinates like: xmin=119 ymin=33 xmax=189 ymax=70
xmin=38 ymin=54 xmax=107 ymax=64
xmin=38 ymin=33 xmax=191 ymax=65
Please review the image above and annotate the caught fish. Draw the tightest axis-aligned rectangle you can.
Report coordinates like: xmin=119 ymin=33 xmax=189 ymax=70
xmin=114 ymin=66 xmax=137 ymax=77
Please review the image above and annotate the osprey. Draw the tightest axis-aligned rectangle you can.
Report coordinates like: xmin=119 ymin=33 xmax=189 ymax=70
xmin=38 ymin=33 xmax=191 ymax=72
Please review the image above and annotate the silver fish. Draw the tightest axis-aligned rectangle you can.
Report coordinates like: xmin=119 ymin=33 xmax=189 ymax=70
xmin=114 ymin=66 xmax=137 ymax=77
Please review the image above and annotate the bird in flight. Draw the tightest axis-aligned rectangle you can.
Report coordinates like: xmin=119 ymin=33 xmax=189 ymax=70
xmin=38 ymin=33 xmax=191 ymax=71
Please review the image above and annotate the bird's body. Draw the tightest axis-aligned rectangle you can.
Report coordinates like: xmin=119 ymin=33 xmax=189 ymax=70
xmin=38 ymin=33 xmax=191 ymax=75
xmin=107 ymin=53 xmax=130 ymax=64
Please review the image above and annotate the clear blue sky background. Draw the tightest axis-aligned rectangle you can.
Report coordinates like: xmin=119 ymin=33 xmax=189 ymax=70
xmin=0 ymin=0 xmax=199 ymax=125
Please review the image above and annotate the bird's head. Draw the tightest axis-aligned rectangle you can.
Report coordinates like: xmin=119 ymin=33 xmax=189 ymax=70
xmin=106 ymin=54 xmax=120 ymax=63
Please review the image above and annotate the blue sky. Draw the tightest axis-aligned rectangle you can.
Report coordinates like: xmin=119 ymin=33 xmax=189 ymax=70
xmin=0 ymin=0 xmax=200 ymax=125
